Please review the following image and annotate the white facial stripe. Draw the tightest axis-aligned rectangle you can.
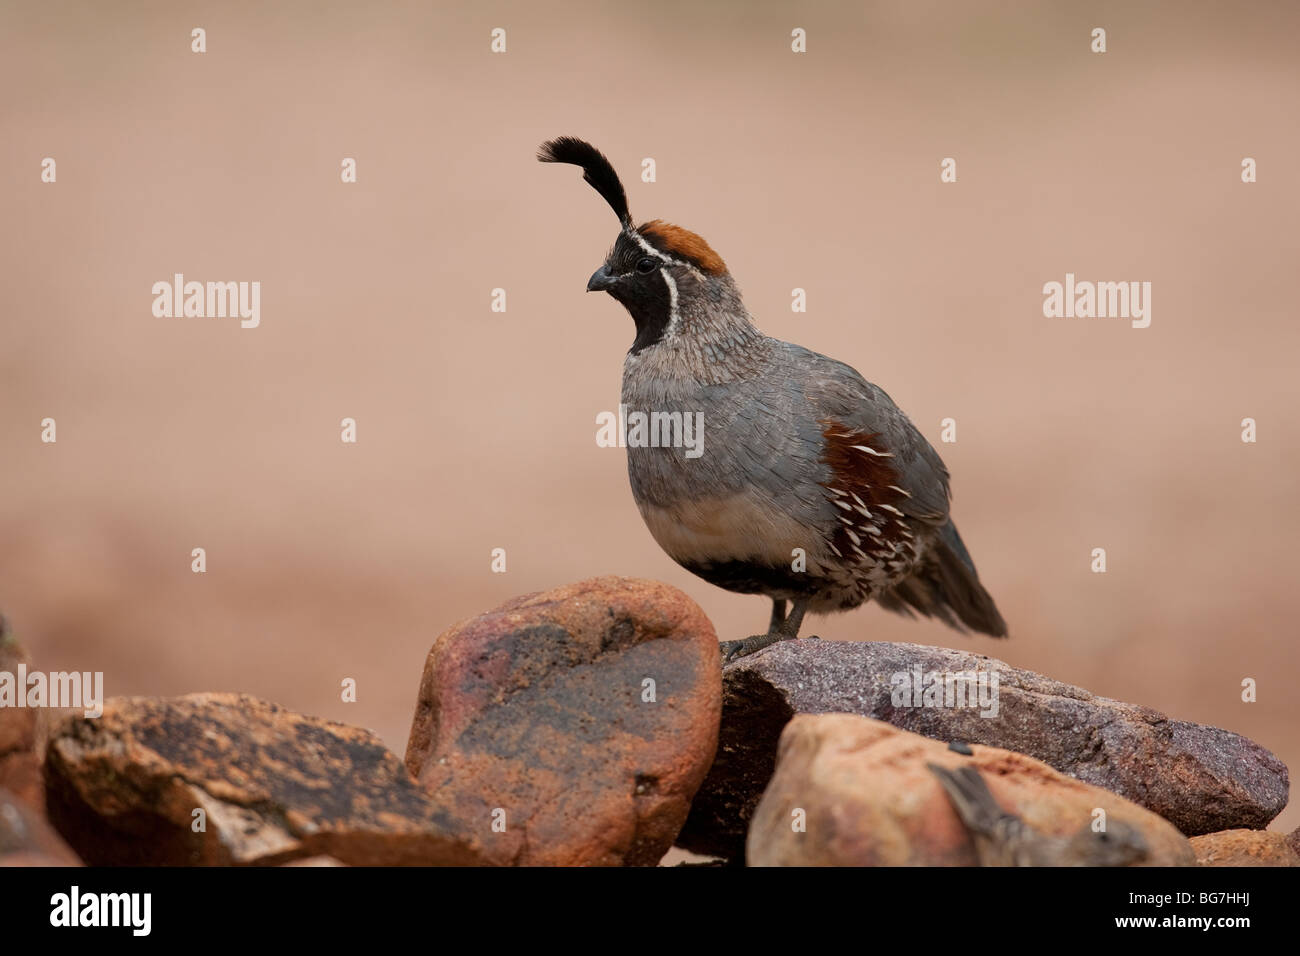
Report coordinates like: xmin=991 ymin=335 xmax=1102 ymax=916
xmin=626 ymin=226 xmax=665 ymax=260
xmin=660 ymin=269 xmax=679 ymax=336
xmin=623 ymin=225 xmax=705 ymax=348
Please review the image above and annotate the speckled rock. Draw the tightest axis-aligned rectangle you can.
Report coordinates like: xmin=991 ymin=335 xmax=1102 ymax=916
xmin=748 ymin=714 xmax=1195 ymax=867
xmin=0 ymin=786 xmax=81 ymax=866
xmin=44 ymin=693 xmax=484 ymax=866
xmin=0 ymin=619 xmax=43 ymax=812
xmin=405 ymin=576 xmax=721 ymax=865
xmin=1190 ymin=829 xmax=1300 ymax=866
xmin=677 ymin=640 xmax=1288 ymax=860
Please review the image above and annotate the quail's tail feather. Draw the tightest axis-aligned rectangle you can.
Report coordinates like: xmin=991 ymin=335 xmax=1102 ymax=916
xmin=875 ymin=520 xmax=1008 ymax=638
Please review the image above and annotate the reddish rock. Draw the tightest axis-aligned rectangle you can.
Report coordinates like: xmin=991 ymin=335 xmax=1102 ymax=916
xmin=405 ymin=576 xmax=721 ymax=865
xmin=678 ymin=640 xmax=1288 ymax=860
xmin=1190 ymin=829 xmax=1300 ymax=866
xmin=45 ymin=693 xmax=484 ymax=866
xmin=747 ymin=714 xmax=1195 ymax=867
xmin=0 ymin=786 xmax=81 ymax=866
xmin=0 ymin=619 xmax=43 ymax=811
xmin=281 ymin=855 xmax=347 ymax=866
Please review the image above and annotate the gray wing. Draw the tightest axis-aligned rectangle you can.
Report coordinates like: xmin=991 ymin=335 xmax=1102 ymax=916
xmin=780 ymin=341 xmax=952 ymax=527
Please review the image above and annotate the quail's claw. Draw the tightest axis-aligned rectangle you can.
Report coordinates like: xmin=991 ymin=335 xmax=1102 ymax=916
xmin=720 ymin=632 xmax=779 ymax=663
xmin=720 ymin=629 xmax=813 ymax=663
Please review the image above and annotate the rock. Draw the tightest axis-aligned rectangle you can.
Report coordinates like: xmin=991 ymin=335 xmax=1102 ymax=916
xmin=1289 ymin=826 xmax=1300 ymax=858
xmin=0 ymin=786 xmax=81 ymax=866
xmin=677 ymin=640 xmax=1288 ymax=859
xmin=280 ymin=855 xmax=347 ymax=866
xmin=0 ymin=619 xmax=43 ymax=811
xmin=747 ymin=714 xmax=1195 ymax=866
xmin=1190 ymin=829 xmax=1300 ymax=866
xmin=405 ymin=576 xmax=720 ymax=865
xmin=0 ymin=753 xmax=42 ymax=814
xmin=44 ymin=693 xmax=484 ymax=866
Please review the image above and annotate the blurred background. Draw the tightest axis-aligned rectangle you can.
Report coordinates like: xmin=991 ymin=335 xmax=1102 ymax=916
xmin=1 ymin=1 xmax=1296 ymax=832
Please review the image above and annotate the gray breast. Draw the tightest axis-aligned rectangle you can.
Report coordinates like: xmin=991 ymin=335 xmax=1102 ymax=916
xmin=620 ymin=357 xmax=840 ymax=574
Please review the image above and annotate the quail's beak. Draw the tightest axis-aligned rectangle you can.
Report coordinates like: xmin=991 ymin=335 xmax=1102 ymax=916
xmin=586 ymin=265 xmax=618 ymax=293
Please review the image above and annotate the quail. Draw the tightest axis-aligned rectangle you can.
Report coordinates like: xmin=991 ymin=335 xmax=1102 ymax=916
xmin=927 ymin=764 xmax=1151 ymax=867
xmin=539 ymin=137 xmax=1007 ymax=661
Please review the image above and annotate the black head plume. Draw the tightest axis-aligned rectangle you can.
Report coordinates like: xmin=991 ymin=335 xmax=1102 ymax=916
xmin=537 ymin=136 xmax=631 ymax=226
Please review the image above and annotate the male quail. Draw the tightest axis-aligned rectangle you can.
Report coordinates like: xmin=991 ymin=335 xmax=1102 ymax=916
xmin=928 ymin=764 xmax=1150 ymax=866
xmin=539 ymin=137 xmax=1007 ymax=661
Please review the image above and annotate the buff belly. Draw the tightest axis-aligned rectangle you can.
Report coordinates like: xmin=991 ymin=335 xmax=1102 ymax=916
xmin=637 ymin=485 xmax=933 ymax=611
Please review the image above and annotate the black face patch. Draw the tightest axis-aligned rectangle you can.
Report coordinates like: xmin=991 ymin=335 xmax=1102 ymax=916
xmin=600 ymin=232 xmax=673 ymax=355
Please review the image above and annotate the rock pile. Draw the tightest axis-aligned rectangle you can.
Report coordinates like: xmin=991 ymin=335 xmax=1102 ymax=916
xmin=676 ymin=640 xmax=1288 ymax=860
xmin=0 ymin=578 xmax=1292 ymax=866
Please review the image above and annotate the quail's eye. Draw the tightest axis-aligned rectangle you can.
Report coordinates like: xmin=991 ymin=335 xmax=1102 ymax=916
xmin=635 ymin=256 xmax=660 ymax=275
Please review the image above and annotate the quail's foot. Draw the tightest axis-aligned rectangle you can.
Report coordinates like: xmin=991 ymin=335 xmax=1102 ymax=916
xmin=720 ymin=631 xmax=818 ymax=664
xmin=719 ymin=632 xmax=778 ymax=663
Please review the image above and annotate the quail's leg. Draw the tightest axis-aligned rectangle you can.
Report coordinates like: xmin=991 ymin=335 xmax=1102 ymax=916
xmin=720 ymin=598 xmax=815 ymax=663
xmin=768 ymin=599 xmax=787 ymax=632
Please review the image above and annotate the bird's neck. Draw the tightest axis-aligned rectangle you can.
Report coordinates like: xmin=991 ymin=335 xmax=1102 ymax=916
xmin=624 ymin=274 xmax=771 ymax=388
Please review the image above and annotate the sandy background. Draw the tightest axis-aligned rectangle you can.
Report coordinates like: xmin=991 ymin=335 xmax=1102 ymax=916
xmin=2 ymin=1 xmax=1297 ymax=834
